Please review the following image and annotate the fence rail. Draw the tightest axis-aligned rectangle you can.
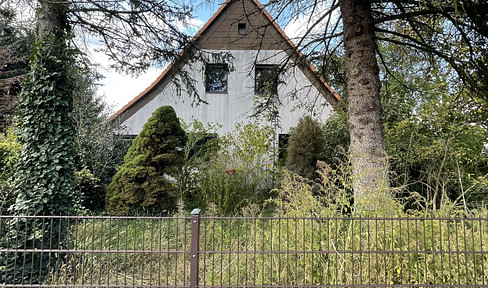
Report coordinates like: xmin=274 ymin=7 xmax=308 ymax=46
xmin=1 ymin=213 xmax=488 ymax=288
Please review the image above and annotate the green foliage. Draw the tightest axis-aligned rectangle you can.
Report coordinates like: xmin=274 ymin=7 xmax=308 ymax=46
xmin=178 ymin=119 xmax=220 ymax=208
xmin=319 ymin=41 xmax=488 ymax=211
xmin=321 ymin=109 xmax=350 ymax=164
xmin=74 ymin=167 xmax=102 ymax=212
xmin=72 ymin=70 xmax=129 ymax=212
xmin=185 ymin=123 xmax=275 ymax=215
xmin=48 ymin=197 xmax=488 ymax=287
xmin=0 ymin=129 xmax=21 ymax=214
xmin=380 ymin=41 xmax=488 ymax=210
xmin=385 ymin=95 xmax=488 ymax=210
xmin=273 ymin=159 xmax=394 ymax=217
xmin=285 ymin=116 xmax=324 ymax=179
xmin=105 ymin=106 xmax=187 ymax=215
xmin=12 ymin=35 xmax=76 ymax=216
xmin=315 ymin=50 xmax=347 ymax=98
xmin=0 ymin=19 xmax=77 ymax=285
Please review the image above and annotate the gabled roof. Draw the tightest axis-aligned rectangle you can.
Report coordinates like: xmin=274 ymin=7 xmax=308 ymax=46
xmin=111 ymin=0 xmax=340 ymax=122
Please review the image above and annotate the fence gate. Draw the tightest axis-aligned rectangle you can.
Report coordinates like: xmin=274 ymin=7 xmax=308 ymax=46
xmin=1 ymin=211 xmax=488 ymax=288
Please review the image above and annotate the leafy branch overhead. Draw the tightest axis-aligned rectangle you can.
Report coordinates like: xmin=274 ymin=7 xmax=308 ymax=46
xmin=373 ymin=0 xmax=488 ymax=101
xmin=270 ymin=0 xmax=488 ymax=100
xmin=263 ymin=0 xmax=488 ymax=204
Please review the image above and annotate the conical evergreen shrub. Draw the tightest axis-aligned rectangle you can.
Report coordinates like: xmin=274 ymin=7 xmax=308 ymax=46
xmin=106 ymin=106 xmax=187 ymax=215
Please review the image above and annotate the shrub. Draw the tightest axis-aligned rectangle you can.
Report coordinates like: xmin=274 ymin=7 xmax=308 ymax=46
xmin=321 ymin=109 xmax=350 ymax=164
xmin=105 ymin=106 xmax=187 ymax=215
xmin=285 ymin=116 xmax=324 ymax=179
xmin=178 ymin=119 xmax=220 ymax=209
xmin=72 ymin=71 xmax=129 ymax=212
xmin=0 ymin=129 xmax=21 ymax=214
xmin=186 ymin=123 xmax=276 ymax=215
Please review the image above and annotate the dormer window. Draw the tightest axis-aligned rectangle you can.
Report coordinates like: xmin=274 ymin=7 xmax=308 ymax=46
xmin=238 ymin=23 xmax=246 ymax=35
xmin=205 ymin=64 xmax=228 ymax=93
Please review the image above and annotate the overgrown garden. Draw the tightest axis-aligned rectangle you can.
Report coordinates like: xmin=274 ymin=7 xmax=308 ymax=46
xmin=0 ymin=0 xmax=487 ymax=285
xmin=0 ymin=17 xmax=486 ymax=217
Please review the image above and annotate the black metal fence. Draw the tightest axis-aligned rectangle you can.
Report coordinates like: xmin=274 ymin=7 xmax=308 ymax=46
xmin=1 ymin=212 xmax=488 ymax=288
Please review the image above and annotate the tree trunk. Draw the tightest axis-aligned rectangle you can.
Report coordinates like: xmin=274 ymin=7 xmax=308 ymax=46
xmin=339 ymin=0 xmax=390 ymax=210
xmin=37 ymin=1 xmax=68 ymax=42
xmin=12 ymin=0 xmax=75 ymax=216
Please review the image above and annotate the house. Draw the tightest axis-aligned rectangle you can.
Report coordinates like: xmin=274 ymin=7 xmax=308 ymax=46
xmin=111 ymin=0 xmax=340 ymax=143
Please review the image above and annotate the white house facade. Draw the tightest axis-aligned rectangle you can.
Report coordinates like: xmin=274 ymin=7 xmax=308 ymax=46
xmin=112 ymin=0 xmax=340 ymax=138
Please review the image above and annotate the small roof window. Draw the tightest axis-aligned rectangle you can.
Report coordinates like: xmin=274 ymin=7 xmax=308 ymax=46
xmin=238 ymin=23 xmax=246 ymax=35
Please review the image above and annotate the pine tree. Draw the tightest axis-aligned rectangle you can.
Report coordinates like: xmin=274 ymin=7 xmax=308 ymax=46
xmin=105 ymin=106 xmax=187 ymax=215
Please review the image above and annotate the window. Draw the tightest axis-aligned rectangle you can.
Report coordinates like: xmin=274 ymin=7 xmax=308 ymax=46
xmin=205 ymin=64 xmax=228 ymax=93
xmin=278 ymin=133 xmax=290 ymax=163
xmin=122 ymin=134 xmax=137 ymax=146
xmin=255 ymin=65 xmax=279 ymax=95
xmin=122 ymin=134 xmax=137 ymax=142
xmin=238 ymin=23 xmax=246 ymax=35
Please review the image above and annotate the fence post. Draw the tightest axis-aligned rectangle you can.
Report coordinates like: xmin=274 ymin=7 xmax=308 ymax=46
xmin=190 ymin=208 xmax=201 ymax=288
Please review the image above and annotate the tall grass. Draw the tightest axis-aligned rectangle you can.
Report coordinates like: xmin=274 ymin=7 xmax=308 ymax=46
xmin=47 ymin=166 xmax=488 ymax=287
xmin=49 ymin=217 xmax=192 ymax=286
xmin=44 ymin=212 xmax=488 ymax=287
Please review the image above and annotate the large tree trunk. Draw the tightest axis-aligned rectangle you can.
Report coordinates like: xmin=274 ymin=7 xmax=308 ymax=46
xmin=339 ymin=0 xmax=389 ymax=210
xmin=37 ymin=1 xmax=69 ymax=41
xmin=12 ymin=0 xmax=75 ymax=216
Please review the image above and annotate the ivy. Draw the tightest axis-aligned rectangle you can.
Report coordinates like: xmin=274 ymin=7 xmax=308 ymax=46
xmin=12 ymin=35 xmax=76 ymax=216
xmin=0 ymin=35 xmax=76 ymax=285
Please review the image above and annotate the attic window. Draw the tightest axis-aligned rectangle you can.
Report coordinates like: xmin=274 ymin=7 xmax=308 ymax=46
xmin=255 ymin=64 xmax=279 ymax=95
xmin=238 ymin=23 xmax=246 ymax=35
xmin=205 ymin=64 xmax=228 ymax=93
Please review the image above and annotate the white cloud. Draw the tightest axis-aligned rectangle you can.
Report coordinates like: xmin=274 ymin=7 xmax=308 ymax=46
xmin=98 ymin=67 xmax=162 ymax=113
xmin=87 ymin=46 xmax=160 ymax=113
xmin=283 ymin=2 xmax=340 ymax=45
xmin=175 ymin=17 xmax=204 ymax=33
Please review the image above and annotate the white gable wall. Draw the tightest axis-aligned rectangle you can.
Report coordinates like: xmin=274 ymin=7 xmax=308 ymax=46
xmin=121 ymin=50 xmax=332 ymax=136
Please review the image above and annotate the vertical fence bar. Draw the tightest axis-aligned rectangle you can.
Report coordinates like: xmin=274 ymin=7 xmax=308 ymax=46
xmin=190 ymin=209 xmax=201 ymax=288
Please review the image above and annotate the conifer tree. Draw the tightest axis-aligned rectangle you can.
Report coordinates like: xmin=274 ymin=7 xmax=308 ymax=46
xmin=105 ymin=106 xmax=187 ymax=215
xmin=285 ymin=116 xmax=324 ymax=179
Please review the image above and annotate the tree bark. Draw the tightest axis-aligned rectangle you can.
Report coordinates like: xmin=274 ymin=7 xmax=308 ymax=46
xmin=37 ymin=1 xmax=68 ymax=42
xmin=12 ymin=0 xmax=75 ymax=216
xmin=339 ymin=0 xmax=389 ymax=210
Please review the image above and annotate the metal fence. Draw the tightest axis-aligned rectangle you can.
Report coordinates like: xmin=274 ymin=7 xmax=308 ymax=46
xmin=1 ymin=212 xmax=488 ymax=288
